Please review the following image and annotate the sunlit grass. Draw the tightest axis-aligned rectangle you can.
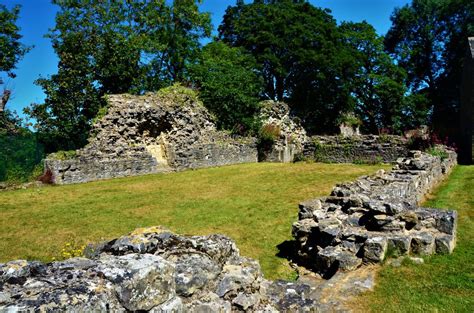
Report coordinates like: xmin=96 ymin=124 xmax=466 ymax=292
xmin=0 ymin=162 xmax=387 ymax=280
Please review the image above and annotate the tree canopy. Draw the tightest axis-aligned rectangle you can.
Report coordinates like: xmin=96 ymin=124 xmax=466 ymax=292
xmin=385 ymin=0 xmax=474 ymax=139
xmin=26 ymin=0 xmax=211 ymax=152
xmin=0 ymin=4 xmax=30 ymax=131
xmin=190 ymin=41 xmax=263 ymax=134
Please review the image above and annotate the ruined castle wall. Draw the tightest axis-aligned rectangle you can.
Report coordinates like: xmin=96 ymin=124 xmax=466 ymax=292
xmin=303 ymin=135 xmax=410 ymax=164
xmin=292 ymin=148 xmax=458 ymax=277
xmin=44 ymin=154 xmax=169 ymax=185
xmin=169 ymin=140 xmax=258 ymax=171
xmin=44 ymin=89 xmax=258 ymax=185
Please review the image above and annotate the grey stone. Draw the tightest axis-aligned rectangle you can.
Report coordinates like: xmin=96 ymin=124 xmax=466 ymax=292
xmin=298 ymin=199 xmax=322 ymax=220
xmin=435 ymin=210 xmax=458 ymax=235
xmin=363 ymin=237 xmax=388 ymax=263
xmin=97 ymin=253 xmax=175 ymax=311
xmin=411 ymin=232 xmax=435 ymax=255
xmin=435 ymin=234 xmax=456 ymax=254
xmin=387 ymin=236 xmax=411 ymax=256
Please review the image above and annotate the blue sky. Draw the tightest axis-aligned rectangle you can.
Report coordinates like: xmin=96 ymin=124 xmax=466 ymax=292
xmin=3 ymin=0 xmax=410 ymax=119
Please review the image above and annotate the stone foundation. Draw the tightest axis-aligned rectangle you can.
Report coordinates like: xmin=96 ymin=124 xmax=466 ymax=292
xmin=303 ymin=135 xmax=410 ymax=164
xmin=0 ymin=227 xmax=321 ymax=312
xmin=292 ymin=148 xmax=457 ymax=277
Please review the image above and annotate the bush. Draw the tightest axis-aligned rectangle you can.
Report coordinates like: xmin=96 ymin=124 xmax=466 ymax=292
xmin=259 ymin=124 xmax=281 ymax=144
xmin=190 ymin=42 xmax=263 ymax=135
xmin=426 ymin=146 xmax=449 ymax=160
xmin=0 ymin=129 xmax=44 ymax=183
xmin=48 ymin=150 xmax=77 ymax=160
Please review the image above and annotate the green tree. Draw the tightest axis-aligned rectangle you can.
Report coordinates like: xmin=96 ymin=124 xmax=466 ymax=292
xmin=340 ymin=21 xmax=422 ymax=133
xmin=218 ymin=0 xmax=351 ymax=133
xmin=385 ymin=0 xmax=473 ymax=138
xmin=26 ymin=0 xmax=211 ymax=153
xmin=0 ymin=4 xmax=30 ymax=131
xmin=190 ymin=41 xmax=263 ymax=133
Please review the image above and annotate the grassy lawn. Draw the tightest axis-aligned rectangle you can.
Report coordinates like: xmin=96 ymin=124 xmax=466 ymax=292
xmin=355 ymin=165 xmax=474 ymax=312
xmin=0 ymin=162 xmax=387 ymax=280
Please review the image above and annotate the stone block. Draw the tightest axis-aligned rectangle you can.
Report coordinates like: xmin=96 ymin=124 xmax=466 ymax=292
xmin=298 ymin=198 xmax=322 ymax=220
xmin=435 ymin=234 xmax=456 ymax=254
xmin=336 ymin=251 xmax=362 ymax=271
xmin=363 ymin=237 xmax=388 ymax=263
xmin=435 ymin=210 xmax=457 ymax=235
xmin=387 ymin=236 xmax=411 ymax=256
xmin=411 ymin=232 xmax=435 ymax=255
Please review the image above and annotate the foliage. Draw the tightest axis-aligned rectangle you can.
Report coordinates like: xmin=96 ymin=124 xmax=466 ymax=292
xmin=219 ymin=0 xmax=351 ymax=133
xmin=0 ymin=162 xmax=387 ymax=280
xmin=385 ymin=0 xmax=474 ymax=140
xmin=157 ymin=83 xmax=200 ymax=106
xmin=340 ymin=21 xmax=413 ymax=134
xmin=338 ymin=112 xmax=362 ymax=128
xmin=91 ymin=105 xmax=109 ymax=125
xmin=259 ymin=124 xmax=281 ymax=144
xmin=189 ymin=41 xmax=263 ymax=134
xmin=25 ymin=0 xmax=211 ymax=153
xmin=48 ymin=150 xmax=77 ymax=161
xmin=0 ymin=4 xmax=30 ymax=80
xmin=0 ymin=129 xmax=44 ymax=183
xmin=0 ymin=4 xmax=30 ymax=132
xmin=54 ymin=241 xmax=86 ymax=261
xmin=426 ymin=146 xmax=449 ymax=160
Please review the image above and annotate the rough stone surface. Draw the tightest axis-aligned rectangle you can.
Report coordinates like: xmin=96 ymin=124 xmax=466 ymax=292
xmin=0 ymin=227 xmax=320 ymax=312
xmin=44 ymin=89 xmax=258 ymax=184
xmin=259 ymin=101 xmax=308 ymax=163
xmin=303 ymin=135 xmax=410 ymax=164
xmin=292 ymin=148 xmax=458 ymax=276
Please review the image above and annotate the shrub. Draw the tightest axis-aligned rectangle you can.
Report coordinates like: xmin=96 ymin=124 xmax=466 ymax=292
xmin=0 ymin=129 xmax=44 ymax=183
xmin=48 ymin=150 xmax=77 ymax=160
xmin=54 ymin=241 xmax=86 ymax=261
xmin=157 ymin=83 xmax=201 ymax=107
xmin=91 ymin=105 xmax=109 ymax=125
xmin=427 ymin=146 xmax=449 ymax=160
xmin=259 ymin=124 xmax=281 ymax=144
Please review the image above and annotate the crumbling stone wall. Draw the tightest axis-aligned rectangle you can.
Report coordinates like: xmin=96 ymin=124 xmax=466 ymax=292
xmin=259 ymin=101 xmax=307 ymax=163
xmin=292 ymin=148 xmax=458 ymax=277
xmin=45 ymin=88 xmax=258 ymax=184
xmin=0 ymin=227 xmax=321 ymax=312
xmin=302 ymin=135 xmax=410 ymax=164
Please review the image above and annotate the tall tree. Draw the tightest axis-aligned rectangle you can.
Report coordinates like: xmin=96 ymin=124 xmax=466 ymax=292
xmin=385 ymin=0 xmax=474 ymax=138
xmin=189 ymin=41 xmax=263 ymax=133
xmin=218 ymin=0 xmax=348 ymax=133
xmin=340 ymin=21 xmax=422 ymax=133
xmin=26 ymin=0 xmax=211 ymax=153
xmin=0 ymin=4 xmax=30 ymax=131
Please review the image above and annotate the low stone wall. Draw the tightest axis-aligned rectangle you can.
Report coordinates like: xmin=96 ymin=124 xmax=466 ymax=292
xmin=303 ymin=135 xmax=410 ymax=164
xmin=44 ymin=154 xmax=169 ymax=185
xmin=169 ymin=138 xmax=258 ymax=171
xmin=0 ymin=227 xmax=319 ymax=312
xmin=292 ymin=148 xmax=457 ymax=277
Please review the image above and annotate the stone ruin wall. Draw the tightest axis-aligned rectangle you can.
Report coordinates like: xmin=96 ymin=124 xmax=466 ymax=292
xmin=258 ymin=101 xmax=308 ymax=163
xmin=45 ymin=91 xmax=258 ymax=184
xmin=0 ymin=227 xmax=329 ymax=312
xmin=43 ymin=90 xmax=420 ymax=184
xmin=302 ymin=135 xmax=410 ymax=164
xmin=292 ymin=148 xmax=458 ymax=277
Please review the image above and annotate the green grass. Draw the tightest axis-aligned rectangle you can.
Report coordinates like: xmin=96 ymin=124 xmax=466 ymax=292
xmin=0 ymin=162 xmax=387 ymax=280
xmin=355 ymin=165 xmax=474 ymax=312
